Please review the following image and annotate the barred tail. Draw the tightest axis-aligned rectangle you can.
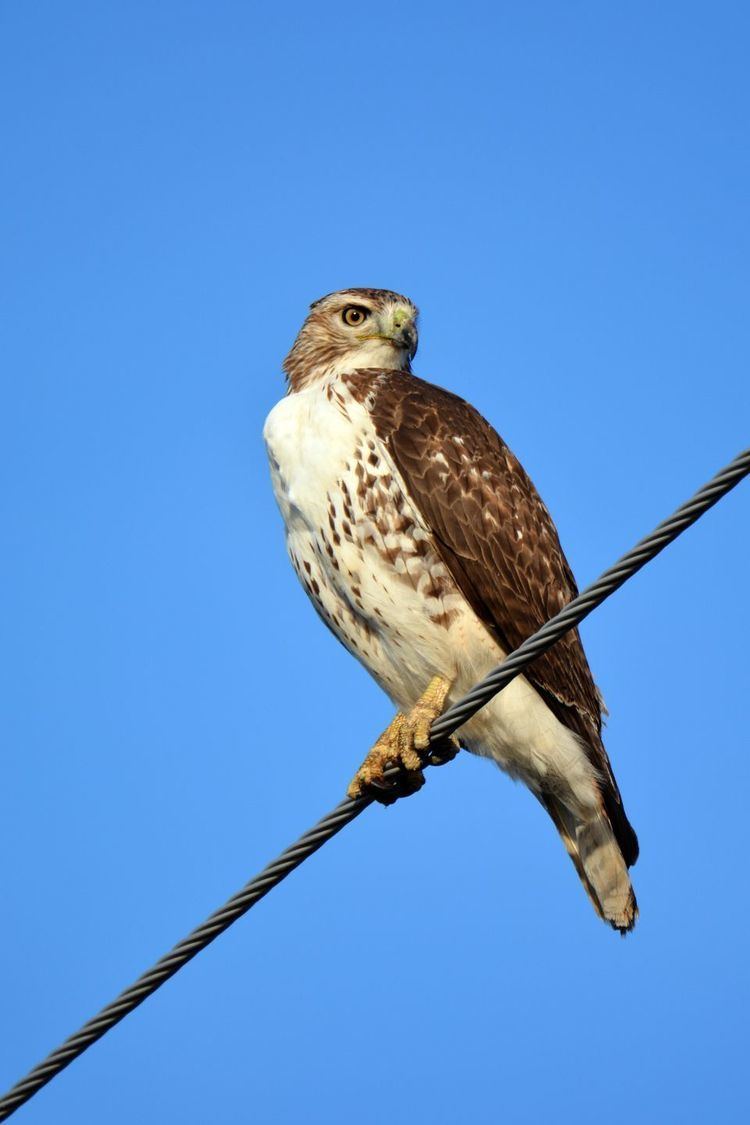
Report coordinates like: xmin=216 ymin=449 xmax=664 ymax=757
xmin=541 ymin=795 xmax=638 ymax=933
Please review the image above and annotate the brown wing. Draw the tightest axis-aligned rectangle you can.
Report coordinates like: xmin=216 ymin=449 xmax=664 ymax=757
xmin=346 ymin=369 xmax=638 ymax=866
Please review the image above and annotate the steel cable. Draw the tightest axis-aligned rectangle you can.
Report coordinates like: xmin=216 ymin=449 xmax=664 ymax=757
xmin=0 ymin=445 xmax=748 ymax=1121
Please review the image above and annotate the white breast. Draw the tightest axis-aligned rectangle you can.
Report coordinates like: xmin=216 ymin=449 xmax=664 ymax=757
xmin=264 ymin=384 xmax=359 ymax=541
xmin=263 ymin=381 xmax=464 ymax=703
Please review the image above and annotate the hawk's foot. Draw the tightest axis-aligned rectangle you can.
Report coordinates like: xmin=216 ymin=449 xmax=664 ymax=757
xmin=347 ymin=675 xmax=456 ymax=804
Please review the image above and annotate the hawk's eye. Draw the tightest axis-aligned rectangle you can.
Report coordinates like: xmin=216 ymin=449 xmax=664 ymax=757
xmin=342 ymin=305 xmax=369 ymax=327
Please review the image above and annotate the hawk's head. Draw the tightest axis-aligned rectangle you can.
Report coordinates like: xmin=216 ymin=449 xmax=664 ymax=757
xmin=283 ymin=288 xmax=418 ymax=392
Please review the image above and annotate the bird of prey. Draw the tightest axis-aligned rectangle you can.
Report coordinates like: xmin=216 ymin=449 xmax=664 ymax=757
xmin=264 ymin=288 xmax=639 ymax=931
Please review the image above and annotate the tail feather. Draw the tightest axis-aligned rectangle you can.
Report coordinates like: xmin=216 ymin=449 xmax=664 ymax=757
xmin=541 ymin=795 xmax=638 ymax=933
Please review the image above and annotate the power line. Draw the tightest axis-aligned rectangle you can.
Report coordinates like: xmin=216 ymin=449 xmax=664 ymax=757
xmin=1 ymin=446 xmax=748 ymax=1121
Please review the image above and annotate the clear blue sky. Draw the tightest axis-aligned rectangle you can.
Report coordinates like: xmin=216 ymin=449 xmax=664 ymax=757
xmin=2 ymin=3 xmax=749 ymax=1122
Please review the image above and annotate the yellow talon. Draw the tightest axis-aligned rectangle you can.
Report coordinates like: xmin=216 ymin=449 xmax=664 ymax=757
xmin=347 ymin=675 xmax=456 ymax=804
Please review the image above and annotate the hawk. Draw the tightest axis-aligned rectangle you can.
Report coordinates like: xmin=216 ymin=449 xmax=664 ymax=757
xmin=264 ymin=288 xmax=639 ymax=931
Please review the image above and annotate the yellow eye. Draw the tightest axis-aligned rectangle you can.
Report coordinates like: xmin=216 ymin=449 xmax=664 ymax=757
xmin=342 ymin=305 xmax=369 ymax=327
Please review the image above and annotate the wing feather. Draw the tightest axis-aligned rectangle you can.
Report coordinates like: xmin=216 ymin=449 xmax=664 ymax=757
xmin=346 ymin=369 xmax=638 ymax=866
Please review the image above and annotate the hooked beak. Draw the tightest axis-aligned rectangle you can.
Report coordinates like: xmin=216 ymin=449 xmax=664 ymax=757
xmin=366 ymin=310 xmax=417 ymax=360
xmin=392 ymin=319 xmax=418 ymax=360
xmin=357 ymin=308 xmax=418 ymax=361
xmin=389 ymin=308 xmax=417 ymax=359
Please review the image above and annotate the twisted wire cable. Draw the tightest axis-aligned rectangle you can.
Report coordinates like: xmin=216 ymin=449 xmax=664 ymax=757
xmin=0 ymin=446 xmax=748 ymax=1121
xmin=431 ymin=446 xmax=750 ymax=737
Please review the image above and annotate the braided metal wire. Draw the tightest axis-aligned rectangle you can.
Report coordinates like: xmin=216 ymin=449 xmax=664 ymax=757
xmin=0 ymin=797 xmax=375 ymax=1121
xmin=431 ymin=447 xmax=750 ymax=737
xmin=0 ymin=446 xmax=748 ymax=1121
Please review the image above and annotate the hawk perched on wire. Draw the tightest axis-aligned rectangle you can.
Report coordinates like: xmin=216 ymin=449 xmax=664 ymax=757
xmin=264 ymin=288 xmax=639 ymax=931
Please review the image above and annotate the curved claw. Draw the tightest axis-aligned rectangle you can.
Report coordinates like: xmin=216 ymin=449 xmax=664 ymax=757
xmin=426 ymin=736 xmax=461 ymax=767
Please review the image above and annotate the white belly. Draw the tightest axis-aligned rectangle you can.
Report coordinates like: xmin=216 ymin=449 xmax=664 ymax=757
xmin=263 ymin=380 xmax=597 ymax=810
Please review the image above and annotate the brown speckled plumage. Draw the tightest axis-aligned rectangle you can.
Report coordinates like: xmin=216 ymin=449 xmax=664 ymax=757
xmin=342 ymin=368 xmax=638 ymax=868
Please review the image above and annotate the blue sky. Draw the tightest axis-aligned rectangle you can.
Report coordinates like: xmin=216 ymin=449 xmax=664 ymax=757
xmin=2 ymin=2 xmax=749 ymax=1122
